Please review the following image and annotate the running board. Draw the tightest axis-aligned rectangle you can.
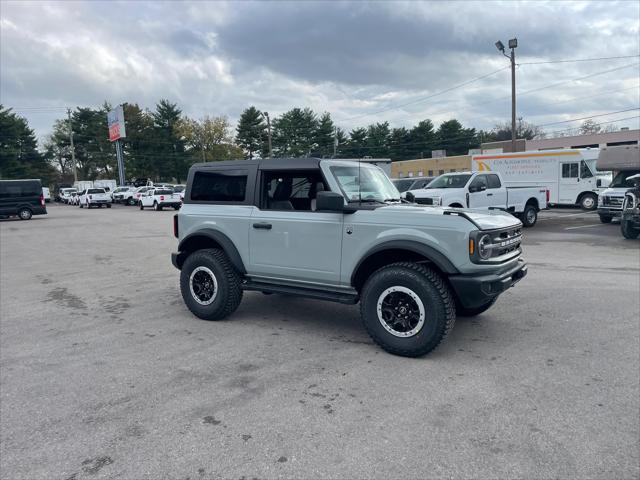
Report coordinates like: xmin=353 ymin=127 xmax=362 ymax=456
xmin=242 ymin=280 xmax=359 ymax=304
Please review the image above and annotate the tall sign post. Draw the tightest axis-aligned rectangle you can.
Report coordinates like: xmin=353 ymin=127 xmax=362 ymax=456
xmin=107 ymin=105 xmax=127 ymax=186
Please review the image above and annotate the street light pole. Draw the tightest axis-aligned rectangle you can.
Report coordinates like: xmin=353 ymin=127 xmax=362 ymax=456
xmin=496 ymin=38 xmax=518 ymax=152
xmin=261 ymin=111 xmax=273 ymax=158
xmin=67 ymin=108 xmax=78 ymax=182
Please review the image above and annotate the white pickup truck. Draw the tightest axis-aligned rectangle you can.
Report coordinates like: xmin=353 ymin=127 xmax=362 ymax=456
xmin=407 ymin=171 xmax=548 ymax=227
xmin=139 ymin=188 xmax=181 ymax=211
xmin=79 ymin=188 xmax=112 ymax=209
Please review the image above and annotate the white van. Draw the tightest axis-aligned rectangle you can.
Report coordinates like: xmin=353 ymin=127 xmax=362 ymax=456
xmin=472 ymin=149 xmax=599 ymax=210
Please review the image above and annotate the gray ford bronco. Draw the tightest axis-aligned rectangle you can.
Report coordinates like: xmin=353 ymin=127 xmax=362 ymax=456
xmin=171 ymin=158 xmax=527 ymax=357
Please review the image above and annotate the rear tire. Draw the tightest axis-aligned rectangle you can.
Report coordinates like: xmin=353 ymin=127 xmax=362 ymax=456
xmin=154 ymin=201 xmax=162 ymax=211
xmin=139 ymin=202 xmax=144 ymax=210
xmin=79 ymin=203 xmax=83 ymax=208
xmin=456 ymin=297 xmax=497 ymax=317
xmin=18 ymin=208 xmax=32 ymax=220
xmin=180 ymin=248 xmax=243 ymax=321
xmin=599 ymin=214 xmax=612 ymax=224
xmin=360 ymin=262 xmax=455 ymax=357
xmin=106 ymin=204 xmax=112 ymax=208
xmin=521 ymin=205 xmax=537 ymax=227
xmin=580 ymin=193 xmax=597 ymax=211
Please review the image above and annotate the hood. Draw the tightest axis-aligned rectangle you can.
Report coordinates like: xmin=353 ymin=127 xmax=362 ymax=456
xmin=411 ymin=188 xmax=448 ymax=197
xmin=375 ymin=204 xmax=522 ymax=230
xmin=601 ymin=187 xmax=627 ymax=195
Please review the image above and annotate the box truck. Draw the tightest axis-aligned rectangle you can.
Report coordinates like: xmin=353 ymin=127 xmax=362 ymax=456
xmin=472 ymin=149 xmax=599 ymax=210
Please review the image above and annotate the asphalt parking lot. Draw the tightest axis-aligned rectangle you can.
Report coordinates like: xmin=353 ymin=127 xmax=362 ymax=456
xmin=1 ymin=204 xmax=639 ymax=479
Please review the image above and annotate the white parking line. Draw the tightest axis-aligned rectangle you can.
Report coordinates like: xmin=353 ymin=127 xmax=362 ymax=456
xmin=564 ymin=223 xmax=603 ymax=230
xmin=539 ymin=211 xmax=598 ymax=221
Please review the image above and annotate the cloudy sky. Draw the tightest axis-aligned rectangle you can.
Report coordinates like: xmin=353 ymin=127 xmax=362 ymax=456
xmin=1 ymin=0 xmax=639 ymax=141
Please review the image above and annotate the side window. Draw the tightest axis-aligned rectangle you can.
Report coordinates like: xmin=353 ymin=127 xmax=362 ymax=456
xmin=469 ymin=175 xmax=488 ymax=190
xmin=261 ymin=170 xmax=326 ymax=211
xmin=428 ymin=170 xmax=433 ymax=176
xmin=487 ymin=174 xmax=502 ymax=189
xmin=562 ymin=163 xmax=579 ymax=178
xmin=190 ymin=170 xmax=247 ymax=202
xmin=580 ymin=160 xmax=593 ymax=179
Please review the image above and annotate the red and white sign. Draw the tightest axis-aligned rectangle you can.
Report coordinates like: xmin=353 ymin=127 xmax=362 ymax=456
xmin=107 ymin=105 xmax=126 ymax=142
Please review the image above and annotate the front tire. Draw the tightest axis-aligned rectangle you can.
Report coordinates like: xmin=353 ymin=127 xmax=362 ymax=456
xmin=621 ymin=219 xmax=640 ymax=239
xmin=106 ymin=204 xmax=112 ymax=208
xmin=360 ymin=262 xmax=455 ymax=357
xmin=128 ymin=198 xmax=136 ymax=206
xmin=580 ymin=193 xmax=597 ymax=211
xmin=18 ymin=208 xmax=32 ymax=220
xmin=521 ymin=205 xmax=537 ymax=227
xmin=180 ymin=248 xmax=243 ymax=321
xmin=456 ymin=297 xmax=497 ymax=317
xmin=599 ymin=214 xmax=612 ymax=224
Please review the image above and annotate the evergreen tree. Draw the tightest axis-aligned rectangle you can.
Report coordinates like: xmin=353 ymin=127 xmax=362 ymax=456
xmin=389 ymin=127 xmax=411 ymax=160
xmin=407 ymin=119 xmax=436 ymax=159
xmin=271 ymin=108 xmax=318 ymax=157
xmin=344 ymin=127 xmax=368 ymax=158
xmin=435 ymin=119 xmax=478 ymax=156
xmin=365 ymin=122 xmax=391 ymax=158
xmin=0 ymin=105 xmax=54 ymax=182
xmin=235 ymin=106 xmax=267 ymax=159
xmin=151 ymin=99 xmax=187 ymax=182
xmin=313 ymin=112 xmax=335 ymax=157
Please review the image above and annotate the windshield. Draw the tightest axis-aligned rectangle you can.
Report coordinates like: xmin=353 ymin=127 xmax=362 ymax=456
xmin=173 ymin=185 xmax=185 ymax=192
xmin=330 ymin=165 xmax=400 ymax=202
xmin=610 ymin=171 xmax=640 ymax=188
xmin=156 ymin=189 xmax=174 ymax=195
xmin=426 ymin=174 xmax=472 ymax=189
xmin=392 ymin=179 xmax=416 ymax=193
xmin=88 ymin=189 xmax=105 ymax=194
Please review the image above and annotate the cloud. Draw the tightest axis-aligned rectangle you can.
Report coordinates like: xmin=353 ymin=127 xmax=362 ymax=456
xmin=1 ymin=0 xmax=638 ymax=141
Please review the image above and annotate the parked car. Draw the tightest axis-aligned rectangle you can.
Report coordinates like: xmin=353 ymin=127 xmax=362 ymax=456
xmin=79 ymin=188 xmax=112 ymax=208
xmin=69 ymin=191 xmax=80 ymax=206
xmin=139 ymin=188 xmax=181 ymax=211
xmin=171 ymin=158 xmax=527 ymax=357
xmin=42 ymin=187 xmax=51 ymax=203
xmin=60 ymin=188 xmax=77 ymax=204
xmin=132 ymin=186 xmax=153 ymax=205
xmin=0 ymin=179 xmax=47 ymax=220
xmin=173 ymin=184 xmax=186 ymax=201
xmin=407 ymin=171 xmax=548 ymax=227
xmin=112 ymin=186 xmax=136 ymax=204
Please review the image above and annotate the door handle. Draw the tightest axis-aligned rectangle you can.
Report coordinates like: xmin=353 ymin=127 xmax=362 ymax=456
xmin=252 ymin=222 xmax=272 ymax=230
xmin=487 ymin=193 xmax=493 ymax=196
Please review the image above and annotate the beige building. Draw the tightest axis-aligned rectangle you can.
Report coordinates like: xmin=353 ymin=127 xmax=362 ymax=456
xmin=391 ymin=155 xmax=471 ymax=178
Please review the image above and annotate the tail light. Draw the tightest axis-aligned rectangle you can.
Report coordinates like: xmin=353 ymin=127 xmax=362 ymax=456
xmin=173 ymin=214 xmax=179 ymax=238
xmin=40 ymin=194 xmax=45 ymax=207
xmin=160 ymin=195 xmax=165 ymax=201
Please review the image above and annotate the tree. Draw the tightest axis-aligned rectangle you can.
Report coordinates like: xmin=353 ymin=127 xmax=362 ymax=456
xmin=487 ymin=117 xmax=545 ymax=142
xmin=0 ymin=105 xmax=54 ymax=183
xmin=435 ymin=119 xmax=478 ymax=156
xmin=343 ymin=127 xmax=368 ymax=158
xmin=334 ymin=127 xmax=348 ymax=158
xmin=365 ymin=122 xmax=391 ymax=158
xmin=271 ymin=107 xmax=318 ymax=157
xmin=235 ymin=106 xmax=267 ymax=159
xmin=388 ymin=127 xmax=411 ymax=160
xmin=151 ymin=99 xmax=187 ymax=182
xmin=179 ymin=115 xmax=243 ymax=162
xmin=313 ymin=112 xmax=336 ymax=157
xmin=407 ymin=119 xmax=436 ymax=159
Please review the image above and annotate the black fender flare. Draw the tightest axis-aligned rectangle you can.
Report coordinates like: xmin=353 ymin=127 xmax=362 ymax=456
xmin=177 ymin=228 xmax=246 ymax=273
xmin=350 ymin=240 xmax=459 ymax=286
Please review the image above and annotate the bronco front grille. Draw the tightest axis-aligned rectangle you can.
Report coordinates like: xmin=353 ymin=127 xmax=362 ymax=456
xmin=486 ymin=226 xmax=522 ymax=260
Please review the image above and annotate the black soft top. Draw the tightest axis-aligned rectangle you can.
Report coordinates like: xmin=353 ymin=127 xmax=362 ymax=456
xmin=190 ymin=157 xmax=323 ymax=171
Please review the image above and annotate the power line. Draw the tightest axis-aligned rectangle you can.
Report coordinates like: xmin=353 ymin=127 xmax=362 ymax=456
xmin=545 ymin=115 xmax=640 ymax=136
xmin=519 ymin=54 xmax=640 ymax=65
xmin=535 ymin=108 xmax=640 ymax=127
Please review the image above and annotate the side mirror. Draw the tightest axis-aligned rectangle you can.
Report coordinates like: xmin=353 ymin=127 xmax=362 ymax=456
xmin=316 ymin=191 xmax=346 ymax=212
xmin=596 ymin=179 xmax=602 ymax=188
xmin=405 ymin=191 xmax=415 ymax=203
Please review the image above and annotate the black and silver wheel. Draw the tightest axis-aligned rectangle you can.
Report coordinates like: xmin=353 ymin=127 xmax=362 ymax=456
xmin=456 ymin=297 xmax=497 ymax=317
xmin=360 ymin=262 xmax=455 ymax=357
xmin=18 ymin=208 xmax=32 ymax=220
xmin=580 ymin=193 xmax=597 ymax=211
xmin=128 ymin=198 xmax=136 ymax=206
xmin=154 ymin=201 xmax=162 ymax=211
xmin=521 ymin=205 xmax=537 ymax=227
xmin=180 ymin=248 xmax=243 ymax=321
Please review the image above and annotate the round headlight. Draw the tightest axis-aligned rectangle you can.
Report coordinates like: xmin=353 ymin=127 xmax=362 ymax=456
xmin=478 ymin=234 xmax=492 ymax=260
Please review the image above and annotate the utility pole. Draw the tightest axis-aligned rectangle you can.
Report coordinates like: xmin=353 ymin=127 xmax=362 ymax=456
xmin=261 ymin=111 xmax=273 ymax=158
xmin=495 ymin=38 xmax=518 ymax=152
xmin=67 ymin=108 xmax=78 ymax=182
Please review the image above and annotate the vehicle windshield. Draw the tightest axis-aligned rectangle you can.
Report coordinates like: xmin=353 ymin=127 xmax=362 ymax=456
xmin=610 ymin=171 xmax=640 ymax=188
xmin=426 ymin=174 xmax=472 ymax=189
xmin=330 ymin=165 xmax=400 ymax=202
xmin=156 ymin=189 xmax=173 ymax=195
xmin=88 ymin=189 xmax=105 ymax=194
xmin=391 ymin=179 xmax=415 ymax=193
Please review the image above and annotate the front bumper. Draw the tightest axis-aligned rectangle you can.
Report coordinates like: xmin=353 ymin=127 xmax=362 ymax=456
xmin=448 ymin=258 xmax=528 ymax=309
xmin=598 ymin=207 xmax=622 ymax=218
